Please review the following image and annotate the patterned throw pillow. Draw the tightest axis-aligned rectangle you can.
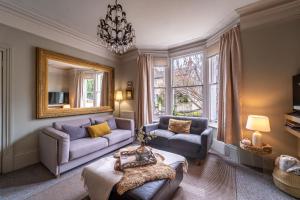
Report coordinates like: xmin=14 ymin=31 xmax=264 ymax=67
xmin=62 ymin=123 xmax=90 ymax=140
xmin=168 ymin=119 xmax=192 ymax=134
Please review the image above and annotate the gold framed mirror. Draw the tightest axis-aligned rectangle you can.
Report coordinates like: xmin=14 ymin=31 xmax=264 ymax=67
xmin=36 ymin=48 xmax=114 ymax=118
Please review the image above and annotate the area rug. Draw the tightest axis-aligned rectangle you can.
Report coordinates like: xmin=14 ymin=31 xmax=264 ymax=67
xmin=1 ymin=152 xmax=296 ymax=200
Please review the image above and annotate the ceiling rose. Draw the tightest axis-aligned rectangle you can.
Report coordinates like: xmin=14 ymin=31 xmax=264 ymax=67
xmin=97 ymin=0 xmax=136 ymax=54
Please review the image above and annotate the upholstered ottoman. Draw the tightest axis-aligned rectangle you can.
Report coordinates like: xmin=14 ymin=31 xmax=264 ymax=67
xmin=109 ymin=162 xmax=183 ymax=200
xmin=273 ymin=167 xmax=300 ymax=198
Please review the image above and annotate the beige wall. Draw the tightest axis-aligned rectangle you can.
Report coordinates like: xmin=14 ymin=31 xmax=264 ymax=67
xmin=0 ymin=24 xmax=118 ymax=171
xmin=116 ymin=56 xmax=139 ymax=116
xmin=241 ymin=18 xmax=300 ymax=156
xmin=48 ymin=67 xmax=70 ymax=92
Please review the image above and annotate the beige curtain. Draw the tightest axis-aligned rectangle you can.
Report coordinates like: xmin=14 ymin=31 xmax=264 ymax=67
xmin=100 ymin=72 xmax=109 ymax=106
xmin=137 ymin=54 xmax=153 ymax=128
xmin=74 ymin=71 xmax=84 ymax=108
xmin=217 ymin=25 xmax=242 ymax=145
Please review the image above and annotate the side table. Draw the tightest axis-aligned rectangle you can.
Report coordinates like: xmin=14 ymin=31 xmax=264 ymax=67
xmin=238 ymin=144 xmax=278 ymax=174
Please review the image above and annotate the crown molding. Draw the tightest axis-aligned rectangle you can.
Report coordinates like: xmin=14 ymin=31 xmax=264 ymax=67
xmin=118 ymin=49 xmax=139 ymax=63
xmin=0 ymin=1 xmax=118 ymax=62
xmin=236 ymin=0 xmax=300 ymax=30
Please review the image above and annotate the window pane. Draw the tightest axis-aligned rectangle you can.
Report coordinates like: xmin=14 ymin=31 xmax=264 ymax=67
xmin=84 ymin=79 xmax=95 ymax=108
xmin=209 ymin=54 xmax=219 ymax=84
xmin=209 ymin=84 xmax=218 ymax=122
xmin=172 ymin=53 xmax=204 ymax=87
xmin=153 ymin=88 xmax=166 ymax=119
xmin=172 ymin=86 xmax=203 ymax=117
xmin=154 ymin=67 xmax=165 ymax=87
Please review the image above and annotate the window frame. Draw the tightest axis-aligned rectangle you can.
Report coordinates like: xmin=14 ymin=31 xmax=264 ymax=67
xmin=170 ymin=52 xmax=206 ymax=117
xmin=207 ymin=53 xmax=220 ymax=123
xmin=152 ymin=63 xmax=169 ymax=120
xmin=151 ymin=50 xmax=220 ymax=124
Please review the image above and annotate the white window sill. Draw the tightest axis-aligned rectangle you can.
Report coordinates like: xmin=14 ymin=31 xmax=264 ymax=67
xmin=208 ymin=122 xmax=218 ymax=129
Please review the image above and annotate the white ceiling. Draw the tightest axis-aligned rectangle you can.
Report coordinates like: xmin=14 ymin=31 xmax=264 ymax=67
xmin=3 ymin=0 xmax=258 ymax=49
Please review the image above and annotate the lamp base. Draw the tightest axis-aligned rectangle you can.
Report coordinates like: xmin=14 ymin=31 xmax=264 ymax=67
xmin=252 ymin=131 xmax=263 ymax=147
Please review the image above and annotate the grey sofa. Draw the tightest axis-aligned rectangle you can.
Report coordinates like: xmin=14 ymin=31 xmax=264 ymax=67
xmin=39 ymin=115 xmax=134 ymax=176
xmin=143 ymin=116 xmax=213 ymax=160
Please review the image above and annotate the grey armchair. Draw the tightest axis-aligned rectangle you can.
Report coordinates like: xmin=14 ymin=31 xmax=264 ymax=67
xmin=143 ymin=115 xmax=213 ymax=160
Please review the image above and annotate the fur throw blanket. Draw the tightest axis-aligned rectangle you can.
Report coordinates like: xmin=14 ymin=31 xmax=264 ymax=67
xmin=114 ymin=148 xmax=176 ymax=195
xmin=116 ymin=161 xmax=176 ymax=195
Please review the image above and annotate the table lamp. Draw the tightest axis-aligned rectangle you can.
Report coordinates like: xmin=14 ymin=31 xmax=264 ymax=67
xmin=115 ymin=90 xmax=123 ymax=117
xmin=246 ymin=115 xmax=271 ymax=147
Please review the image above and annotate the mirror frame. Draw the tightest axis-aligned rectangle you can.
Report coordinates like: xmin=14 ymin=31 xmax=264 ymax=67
xmin=36 ymin=48 xmax=114 ymax=119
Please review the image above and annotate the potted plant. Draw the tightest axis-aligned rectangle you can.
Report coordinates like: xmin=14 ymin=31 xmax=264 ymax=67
xmin=136 ymin=127 xmax=156 ymax=155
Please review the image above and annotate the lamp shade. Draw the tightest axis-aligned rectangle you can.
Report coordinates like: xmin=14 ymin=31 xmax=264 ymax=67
xmin=246 ymin=115 xmax=271 ymax=132
xmin=115 ymin=90 xmax=123 ymax=101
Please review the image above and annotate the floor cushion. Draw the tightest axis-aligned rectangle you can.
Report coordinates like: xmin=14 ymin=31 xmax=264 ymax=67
xmin=69 ymin=137 xmax=108 ymax=160
xmin=102 ymin=129 xmax=132 ymax=145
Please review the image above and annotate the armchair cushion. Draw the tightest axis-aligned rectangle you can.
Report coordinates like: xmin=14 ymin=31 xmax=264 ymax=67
xmin=102 ymin=129 xmax=132 ymax=145
xmin=69 ymin=137 xmax=108 ymax=160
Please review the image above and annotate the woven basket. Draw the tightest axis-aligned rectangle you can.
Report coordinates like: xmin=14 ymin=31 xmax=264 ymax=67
xmin=273 ymin=167 xmax=300 ymax=198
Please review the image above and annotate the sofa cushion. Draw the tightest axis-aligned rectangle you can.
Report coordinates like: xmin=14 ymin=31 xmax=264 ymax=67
xmin=90 ymin=115 xmax=114 ymax=125
xmin=148 ymin=129 xmax=175 ymax=147
xmin=87 ymin=122 xmax=111 ymax=138
xmin=62 ymin=124 xmax=90 ymax=141
xmin=168 ymin=119 xmax=192 ymax=134
xmin=95 ymin=117 xmax=117 ymax=130
xmin=168 ymin=134 xmax=201 ymax=155
xmin=69 ymin=137 xmax=108 ymax=160
xmin=107 ymin=118 xmax=117 ymax=129
xmin=158 ymin=116 xmax=208 ymax=135
xmin=102 ymin=129 xmax=132 ymax=145
xmin=53 ymin=118 xmax=91 ymax=131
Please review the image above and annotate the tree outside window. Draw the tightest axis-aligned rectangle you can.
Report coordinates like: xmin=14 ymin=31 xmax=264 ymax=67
xmin=172 ymin=53 xmax=204 ymax=117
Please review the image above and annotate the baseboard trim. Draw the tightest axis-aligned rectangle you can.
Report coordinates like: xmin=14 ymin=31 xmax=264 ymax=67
xmin=13 ymin=150 xmax=39 ymax=171
xmin=211 ymin=139 xmax=225 ymax=155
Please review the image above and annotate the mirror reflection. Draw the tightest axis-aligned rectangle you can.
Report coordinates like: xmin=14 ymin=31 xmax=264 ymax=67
xmin=47 ymin=59 xmax=109 ymax=109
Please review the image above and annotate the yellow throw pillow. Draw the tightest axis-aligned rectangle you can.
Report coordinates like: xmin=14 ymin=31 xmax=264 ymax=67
xmin=168 ymin=119 xmax=192 ymax=134
xmin=88 ymin=122 xmax=111 ymax=138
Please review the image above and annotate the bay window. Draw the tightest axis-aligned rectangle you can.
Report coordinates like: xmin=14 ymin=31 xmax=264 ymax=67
xmin=152 ymin=52 xmax=220 ymax=123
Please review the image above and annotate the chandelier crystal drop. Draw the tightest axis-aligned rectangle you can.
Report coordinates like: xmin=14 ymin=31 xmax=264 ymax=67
xmin=97 ymin=0 xmax=135 ymax=54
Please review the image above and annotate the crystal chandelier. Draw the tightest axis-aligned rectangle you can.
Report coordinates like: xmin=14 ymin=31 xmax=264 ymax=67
xmin=97 ymin=0 xmax=135 ymax=54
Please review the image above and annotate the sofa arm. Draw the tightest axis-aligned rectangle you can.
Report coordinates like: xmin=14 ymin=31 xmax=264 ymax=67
xmin=200 ymin=128 xmax=213 ymax=153
xmin=143 ymin=123 xmax=159 ymax=133
xmin=41 ymin=127 xmax=70 ymax=164
xmin=115 ymin=118 xmax=135 ymax=136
